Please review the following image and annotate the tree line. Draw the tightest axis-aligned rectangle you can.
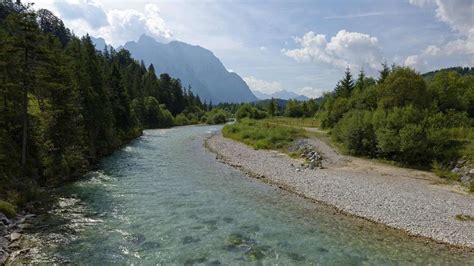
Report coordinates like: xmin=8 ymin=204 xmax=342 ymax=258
xmin=319 ymin=64 xmax=474 ymax=167
xmin=0 ymin=1 xmax=211 ymax=205
xmin=225 ymin=64 xmax=473 ymax=171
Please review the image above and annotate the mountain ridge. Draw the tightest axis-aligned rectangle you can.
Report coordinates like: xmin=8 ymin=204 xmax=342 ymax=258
xmin=253 ymin=90 xmax=309 ymax=101
xmin=119 ymin=35 xmax=257 ymax=103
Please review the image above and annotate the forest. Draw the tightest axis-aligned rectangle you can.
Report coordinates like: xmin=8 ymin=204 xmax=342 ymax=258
xmin=0 ymin=1 xmax=218 ymax=207
xmin=224 ymin=64 xmax=474 ymax=184
xmin=318 ymin=65 xmax=474 ymax=168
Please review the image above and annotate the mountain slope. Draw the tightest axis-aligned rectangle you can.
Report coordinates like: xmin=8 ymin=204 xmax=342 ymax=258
xmin=253 ymin=90 xmax=309 ymax=101
xmin=122 ymin=35 xmax=257 ymax=103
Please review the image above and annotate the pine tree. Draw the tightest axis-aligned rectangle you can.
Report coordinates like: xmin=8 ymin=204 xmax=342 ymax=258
xmin=356 ymin=68 xmax=366 ymax=90
xmin=268 ymin=98 xmax=277 ymax=117
xmin=378 ymin=62 xmax=391 ymax=84
xmin=3 ymin=6 xmax=41 ymax=178
xmin=335 ymin=67 xmax=355 ymax=98
xmin=37 ymin=35 xmax=86 ymax=181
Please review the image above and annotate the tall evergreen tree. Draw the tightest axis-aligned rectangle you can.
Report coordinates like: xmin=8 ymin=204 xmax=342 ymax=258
xmin=378 ymin=62 xmax=391 ymax=84
xmin=335 ymin=67 xmax=355 ymax=98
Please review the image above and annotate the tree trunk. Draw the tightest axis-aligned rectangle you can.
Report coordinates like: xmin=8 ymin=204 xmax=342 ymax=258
xmin=21 ymin=47 xmax=29 ymax=179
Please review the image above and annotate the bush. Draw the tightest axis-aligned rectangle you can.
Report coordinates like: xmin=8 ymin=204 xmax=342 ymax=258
xmin=236 ymin=104 xmax=267 ymax=120
xmin=321 ymin=97 xmax=349 ymax=128
xmin=0 ymin=200 xmax=17 ymax=218
xmin=206 ymin=109 xmax=229 ymax=125
xmin=378 ymin=67 xmax=430 ymax=109
xmin=174 ymin=113 xmax=190 ymax=126
xmin=334 ymin=111 xmax=377 ymax=156
xmin=223 ymin=119 xmax=305 ymax=150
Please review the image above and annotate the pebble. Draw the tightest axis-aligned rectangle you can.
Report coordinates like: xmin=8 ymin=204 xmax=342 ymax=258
xmin=207 ymin=133 xmax=474 ymax=248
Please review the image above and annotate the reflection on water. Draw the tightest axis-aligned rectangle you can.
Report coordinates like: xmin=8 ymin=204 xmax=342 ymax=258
xmin=18 ymin=125 xmax=473 ymax=264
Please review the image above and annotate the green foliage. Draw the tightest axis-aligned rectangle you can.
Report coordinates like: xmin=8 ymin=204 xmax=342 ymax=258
xmin=319 ymin=64 xmax=473 ymax=168
xmin=236 ymin=104 xmax=267 ymax=120
xmin=455 ymin=214 xmax=474 ymax=221
xmin=378 ymin=67 xmax=430 ymax=109
xmin=335 ymin=67 xmax=355 ymax=98
xmin=268 ymin=98 xmax=277 ymax=117
xmin=432 ymin=161 xmax=460 ymax=181
xmin=0 ymin=3 xmax=205 ymax=202
xmin=206 ymin=109 xmax=229 ymax=125
xmin=333 ymin=111 xmax=377 ymax=156
xmin=0 ymin=200 xmax=17 ymax=218
xmin=223 ymin=119 xmax=306 ymax=150
xmin=284 ymin=99 xmax=304 ymax=117
xmin=173 ymin=113 xmax=190 ymax=126
xmin=321 ymin=97 xmax=349 ymax=128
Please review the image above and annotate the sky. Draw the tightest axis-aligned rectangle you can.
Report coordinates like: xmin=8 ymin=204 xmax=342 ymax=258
xmin=32 ymin=0 xmax=474 ymax=98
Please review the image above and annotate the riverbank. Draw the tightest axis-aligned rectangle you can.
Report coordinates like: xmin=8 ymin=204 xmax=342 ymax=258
xmin=206 ymin=132 xmax=474 ymax=249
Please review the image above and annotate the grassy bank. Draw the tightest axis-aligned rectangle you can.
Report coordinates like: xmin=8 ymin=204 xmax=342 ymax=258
xmin=263 ymin=117 xmax=321 ymax=128
xmin=222 ymin=119 xmax=306 ymax=150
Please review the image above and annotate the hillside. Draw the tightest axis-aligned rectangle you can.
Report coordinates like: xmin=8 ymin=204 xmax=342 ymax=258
xmin=122 ymin=35 xmax=257 ymax=103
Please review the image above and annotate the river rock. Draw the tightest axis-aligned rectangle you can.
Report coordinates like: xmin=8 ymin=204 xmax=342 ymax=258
xmin=0 ymin=223 xmax=6 ymax=236
xmin=0 ymin=236 xmax=8 ymax=249
xmin=0 ymin=249 xmax=8 ymax=265
xmin=9 ymin=232 xmax=21 ymax=242
xmin=0 ymin=213 xmax=10 ymax=226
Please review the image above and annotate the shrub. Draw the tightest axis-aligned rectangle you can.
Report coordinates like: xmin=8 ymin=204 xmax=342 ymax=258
xmin=174 ymin=113 xmax=190 ymax=126
xmin=334 ymin=111 xmax=377 ymax=156
xmin=236 ymin=104 xmax=267 ymax=120
xmin=378 ymin=67 xmax=430 ymax=109
xmin=222 ymin=119 xmax=305 ymax=150
xmin=206 ymin=109 xmax=229 ymax=125
xmin=0 ymin=200 xmax=17 ymax=218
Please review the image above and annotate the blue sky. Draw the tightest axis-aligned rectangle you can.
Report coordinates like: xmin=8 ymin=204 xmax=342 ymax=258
xmin=34 ymin=0 xmax=473 ymax=98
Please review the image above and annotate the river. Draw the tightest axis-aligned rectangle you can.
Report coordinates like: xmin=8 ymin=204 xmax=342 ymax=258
xmin=17 ymin=125 xmax=473 ymax=264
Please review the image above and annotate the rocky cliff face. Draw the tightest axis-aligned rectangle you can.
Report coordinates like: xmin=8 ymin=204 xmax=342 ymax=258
xmin=122 ymin=35 xmax=257 ymax=103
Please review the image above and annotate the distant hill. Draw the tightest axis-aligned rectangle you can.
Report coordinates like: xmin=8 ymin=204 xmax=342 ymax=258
xmin=118 ymin=35 xmax=257 ymax=103
xmin=422 ymin=67 xmax=474 ymax=79
xmin=253 ymin=90 xmax=309 ymax=101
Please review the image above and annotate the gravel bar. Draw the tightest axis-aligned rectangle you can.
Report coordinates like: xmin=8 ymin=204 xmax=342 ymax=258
xmin=206 ymin=133 xmax=474 ymax=248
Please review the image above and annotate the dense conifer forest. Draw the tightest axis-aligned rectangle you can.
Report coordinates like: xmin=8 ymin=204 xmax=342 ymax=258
xmin=0 ymin=1 xmax=208 ymax=205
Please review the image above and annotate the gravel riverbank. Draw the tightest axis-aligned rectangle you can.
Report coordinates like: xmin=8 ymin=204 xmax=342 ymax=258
xmin=206 ymin=133 xmax=474 ymax=249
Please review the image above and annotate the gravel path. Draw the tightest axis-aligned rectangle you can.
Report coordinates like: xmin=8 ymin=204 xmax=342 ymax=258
xmin=206 ymin=133 xmax=474 ymax=248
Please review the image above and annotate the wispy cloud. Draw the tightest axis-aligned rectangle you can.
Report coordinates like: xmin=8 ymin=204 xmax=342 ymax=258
xmin=324 ymin=12 xmax=398 ymax=19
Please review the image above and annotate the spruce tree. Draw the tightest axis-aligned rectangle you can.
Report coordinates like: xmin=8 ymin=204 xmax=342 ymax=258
xmin=378 ymin=62 xmax=391 ymax=84
xmin=335 ymin=67 xmax=355 ymax=98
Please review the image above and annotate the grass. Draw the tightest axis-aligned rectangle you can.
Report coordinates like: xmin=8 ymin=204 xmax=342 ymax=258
xmin=432 ymin=161 xmax=461 ymax=181
xmin=222 ymin=118 xmax=306 ymax=150
xmin=263 ymin=116 xmax=321 ymax=128
xmin=0 ymin=200 xmax=17 ymax=218
xmin=449 ymin=127 xmax=474 ymax=167
xmin=455 ymin=214 xmax=474 ymax=221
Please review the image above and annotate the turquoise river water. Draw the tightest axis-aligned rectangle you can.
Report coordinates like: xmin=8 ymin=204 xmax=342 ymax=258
xmin=21 ymin=125 xmax=473 ymax=265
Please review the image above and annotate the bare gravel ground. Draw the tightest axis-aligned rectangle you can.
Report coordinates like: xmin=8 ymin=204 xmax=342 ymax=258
xmin=206 ymin=132 xmax=474 ymax=248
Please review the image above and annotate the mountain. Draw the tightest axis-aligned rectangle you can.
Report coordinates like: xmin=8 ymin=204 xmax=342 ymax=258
xmin=90 ymin=36 xmax=107 ymax=50
xmin=120 ymin=35 xmax=257 ymax=103
xmin=422 ymin=67 xmax=474 ymax=79
xmin=252 ymin=90 xmax=309 ymax=101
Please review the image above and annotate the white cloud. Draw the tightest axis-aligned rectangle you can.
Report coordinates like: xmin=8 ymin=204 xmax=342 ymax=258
xmin=259 ymin=46 xmax=267 ymax=51
xmin=405 ymin=0 xmax=474 ymax=71
xmin=283 ymin=30 xmax=383 ymax=71
xmin=97 ymin=5 xmax=172 ymax=46
xmin=408 ymin=0 xmax=435 ymax=7
xmin=243 ymin=76 xmax=282 ymax=94
xmin=54 ymin=0 xmax=108 ymax=29
xmin=294 ymin=86 xmax=327 ymax=98
xmin=434 ymin=0 xmax=473 ymax=34
xmin=37 ymin=0 xmax=173 ymax=46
